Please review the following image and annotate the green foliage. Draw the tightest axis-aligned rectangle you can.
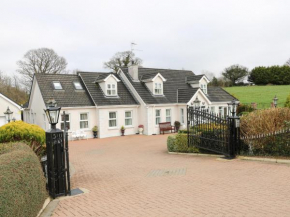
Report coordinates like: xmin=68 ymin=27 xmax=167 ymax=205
xmin=167 ymin=134 xmax=199 ymax=153
xmin=237 ymin=104 xmax=255 ymax=115
xmin=224 ymin=85 xmax=290 ymax=107
xmin=0 ymin=143 xmax=47 ymax=217
xmin=222 ymin=64 xmax=249 ymax=85
xmin=284 ymin=94 xmax=290 ymax=108
xmin=0 ymin=121 xmax=46 ymax=157
xmin=92 ymin=125 xmax=98 ymax=132
xmin=249 ymin=65 xmax=290 ymax=85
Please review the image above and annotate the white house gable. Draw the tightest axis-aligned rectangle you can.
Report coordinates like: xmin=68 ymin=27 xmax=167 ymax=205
xmin=143 ymin=73 xmax=166 ymax=96
xmin=187 ymin=89 xmax=211 ymax=107
xmin=96 ymin=74 xmax=120 ymax=97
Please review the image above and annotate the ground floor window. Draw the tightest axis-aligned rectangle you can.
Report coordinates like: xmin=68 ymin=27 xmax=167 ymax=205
xmin=125 ymin=111 xmax=132 ymax=126
xmin=155 ymin=109 xmax=161 ymax=125
xmin=181 ymin=108 xmax=184 ymax=124
xmin=109 ymin=112 xmax=117 ymax=127
xmin=80 ymin=113 xmax=89 ymax=129
xmin=166 ymin=109 xmax=171 ymax=123
xmin=218 ymin=107 xmax=227 ymax=117
xmin=210 ymin=107 xmax=215 ymax=113
xmin=61 ymin=113 xmax=70 ymax=130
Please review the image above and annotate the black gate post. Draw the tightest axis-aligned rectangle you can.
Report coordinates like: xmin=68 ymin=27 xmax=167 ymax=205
xmin=44 ymin=101 xmax=70 ymax=199
xmin=228 ymin=99 xmax=240 ymax=158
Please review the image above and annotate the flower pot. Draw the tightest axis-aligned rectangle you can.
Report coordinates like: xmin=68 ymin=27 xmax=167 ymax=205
xmin=93 ymin=131 xmax=98 ymax=138
xmin=138 ymin=128 xmax=143 ymax=135
xmin=121 ymin=129 xmax=125 ymax=136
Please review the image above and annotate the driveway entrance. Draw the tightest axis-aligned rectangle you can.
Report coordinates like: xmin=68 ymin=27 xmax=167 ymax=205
xmin=50 ymin=135 xmax=290 ymax=217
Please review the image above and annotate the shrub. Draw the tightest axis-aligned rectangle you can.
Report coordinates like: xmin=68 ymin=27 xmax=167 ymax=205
xmin=240 ymin=107 xmax=290 ymax=137
xmin=285 ymin=94 xmax=290 ymax=108
xmin=167 ymin=134 xmax=199 ymax=153
xmin=0 ymin=121 xmax=46 ymax=157
xmin=237 ymin=104 xmax=255 ymax=115
xmin=0 ymin=143 xmax=47 ymax=217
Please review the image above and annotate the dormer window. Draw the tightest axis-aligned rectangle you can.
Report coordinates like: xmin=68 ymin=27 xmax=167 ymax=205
xmin=73 ymin=81 xmax=83 ymax=90
xmin=154 ymin=83 xmax=162 ymax=95
xmin=107 ymin=84 xmax=117 ymax=96
xmin=201 ymin=84 xmax=207 ymax=94
xmin=53 ymin=82 xmax=63 ymax=90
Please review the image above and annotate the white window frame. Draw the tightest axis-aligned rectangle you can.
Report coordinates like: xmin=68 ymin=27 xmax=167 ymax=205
xmin=154 ymin=83 xmax=162 ymax=95
xmin=125 ymin=111 xmax=133 ymax=127
xmin=200 ymin=84 xmax=207 ymax=94
xmin=107 ymin=83 xmax=117 ymax=96
xmin=53 ymin=81 xmax=63 ymax=90
xmin=210 ymin=106 xmax=215 ymax=113
xmin=181 ymin=108 xmax=184 ymax=124
xmin=155 ymin=109 xmax=161 ymax=125
xmin=109 ymin=111 xmax=117 ymax=128
xmin=80 ymin=113 xmax=89 ymax=129
xmin=61 ymin=113 xmax=70 ymax=131
xmin=166 ymin=109 xmax=171 ymax=123
xmin=73 ymin=81 xmax=83 ymax=90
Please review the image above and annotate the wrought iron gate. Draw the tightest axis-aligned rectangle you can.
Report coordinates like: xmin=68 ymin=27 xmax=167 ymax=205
xmin=187 ymin=106 xmax=239 ymax=158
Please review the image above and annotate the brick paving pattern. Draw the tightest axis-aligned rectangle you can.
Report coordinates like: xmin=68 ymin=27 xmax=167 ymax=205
xmin=51 ymin=135 xmax=290 ymax=217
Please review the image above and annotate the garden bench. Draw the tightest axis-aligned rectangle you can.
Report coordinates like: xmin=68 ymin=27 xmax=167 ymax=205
xmin=159 ymin=122 xmax=175 ymax=134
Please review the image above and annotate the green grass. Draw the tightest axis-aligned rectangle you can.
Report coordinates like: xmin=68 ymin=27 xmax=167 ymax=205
xmin=224 ymin=85 xmax=290 ymax=107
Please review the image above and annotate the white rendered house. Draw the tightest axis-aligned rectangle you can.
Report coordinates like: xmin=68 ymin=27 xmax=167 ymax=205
xmin=0 ymin=93 xmax=22 ymax=126
xmin=23 ymin=66 xmax=235 ymax=139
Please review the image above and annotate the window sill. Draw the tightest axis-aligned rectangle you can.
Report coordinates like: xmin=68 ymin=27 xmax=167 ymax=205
xmin=108 ymin=127 xmax=118 ymax=130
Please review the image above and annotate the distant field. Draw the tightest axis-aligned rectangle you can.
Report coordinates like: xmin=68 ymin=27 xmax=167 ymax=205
xmin=223 ymin=85 xmax=290 ymax=108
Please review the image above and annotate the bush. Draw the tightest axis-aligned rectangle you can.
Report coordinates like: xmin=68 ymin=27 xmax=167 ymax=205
xmin=0 ymin=143 xmax=47 ymax=217
xmin=240 ymin=107 xmax=290 ymax=137
xmin=285 ymin=94 xmax=290 ymax=108
xmin=0 ymin=121 xmax=46 ymax=157
xmin=167 ymin=134 xmax=199 ymax=153
xmin=237 ymin=104 xmax=255 ymax=115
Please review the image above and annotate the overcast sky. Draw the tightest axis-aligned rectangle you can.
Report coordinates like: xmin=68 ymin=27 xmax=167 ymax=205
xmin=1 ymin=0 xmax=290 ymax=77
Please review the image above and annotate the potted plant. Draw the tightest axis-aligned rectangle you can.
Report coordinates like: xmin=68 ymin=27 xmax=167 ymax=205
xmin=174 ymin=121 xmax=181 ymax=132
xmin=138 ymin=125 xmax=144 ymax=135
xmin=120 ymin=126 xmax=125 ymax=136
xmin=92 ymin=126 xmax=98 ymax=138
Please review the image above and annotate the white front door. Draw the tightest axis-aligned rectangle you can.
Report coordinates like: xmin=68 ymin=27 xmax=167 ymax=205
xmin=0 ymin=116 xmax=6 ymax=127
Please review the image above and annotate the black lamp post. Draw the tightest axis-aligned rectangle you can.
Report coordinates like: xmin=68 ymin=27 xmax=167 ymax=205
xmin=193 ymin=97 xmax=201 ymax=109
xmin=44 ymin=100 xmax=70 ymax=198
xmin=273 ymin=95 xmax=278 ymax=108
xmin=4 ymin=107 xmax=13 ymax=123
xmin=228 ymin=99 xmax=240 ymax=116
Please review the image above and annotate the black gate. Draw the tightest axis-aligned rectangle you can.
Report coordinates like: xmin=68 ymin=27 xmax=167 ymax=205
xmin=187 ymin=106 xmax=239 ymax=158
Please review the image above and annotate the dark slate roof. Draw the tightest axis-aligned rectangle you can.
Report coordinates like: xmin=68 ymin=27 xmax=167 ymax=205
xmin=35 ymin=74 xmax=94 ymax=107
xmin=78 ymin=72 xmax=139 ymax=106
xmin=177 ymin=88 xmax=199 ymax=103
xmin=121 ymin=67 xmax=198 ymax=104
xmin=186 ymin=75 xmax=204 ymax=83
xmin=94 ymin=74 xmax=111 ymax=82
xmin=140 ymin=72 xmax=158 ymax=81
xmin=207 ymin=87 xmax=236 ymax=102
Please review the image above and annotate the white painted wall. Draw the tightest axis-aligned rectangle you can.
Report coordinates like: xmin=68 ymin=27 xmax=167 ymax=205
xmin=98 ymin=106 xmax=139 ymax=138
xmin=0 ymin=94 xmax=22 ymax=126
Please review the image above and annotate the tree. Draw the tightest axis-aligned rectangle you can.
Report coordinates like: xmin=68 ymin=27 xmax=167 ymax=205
xmin=285 ymin=58 xmax=290 ymax=67
xmin=208 ymin=76 xmax=219 ymax=86
xmin=17 ymin=48 xmax=67 ymax=88
xmin=222 ymin=64 xmax=249 ymax=85
xmin=104 ymin=51 xmax=142 ymax=72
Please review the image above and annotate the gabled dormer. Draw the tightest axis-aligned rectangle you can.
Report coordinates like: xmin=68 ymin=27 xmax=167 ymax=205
xmin=94 ymin=74 xmax=120 ymax=97
xmin=140 ymin=73 xmax=167 ymax=96
xmin=186 ymin=75 xmax=210 ymax=94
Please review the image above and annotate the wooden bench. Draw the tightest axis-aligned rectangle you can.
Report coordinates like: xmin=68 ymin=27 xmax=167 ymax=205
xmin=159 ymin=122 xmax=175 ymax=134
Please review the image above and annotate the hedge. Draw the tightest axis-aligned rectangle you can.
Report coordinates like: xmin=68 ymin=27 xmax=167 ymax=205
xmin=0 ymin=143 xmax=47 ymax=217
xmin=167 ymin=134 xmax=199 ymax=153
xmin=0 ymin=121 xmax=46 ymax=157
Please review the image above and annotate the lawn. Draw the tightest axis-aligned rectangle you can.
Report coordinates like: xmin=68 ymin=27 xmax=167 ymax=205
xmin=224 ymin=85 xmax=290 ymax=108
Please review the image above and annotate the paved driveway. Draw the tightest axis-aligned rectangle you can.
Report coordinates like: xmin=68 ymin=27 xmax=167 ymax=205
xmin=51 ymin=135 xmax=290 ymax=217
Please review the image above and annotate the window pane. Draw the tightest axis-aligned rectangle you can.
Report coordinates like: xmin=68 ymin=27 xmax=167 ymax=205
xmin=156 ymin=110 xmax=160 ymax=116
xmin=166 ymin=109 xmax=170 ymax=116
xmin=125 ymin=119 xmax=132 ymax=126
xmin=156 ymin=117 xmax=160 ymax=125
xmin=107 ymin=90 xmax=111 ymax=95
xmin=109 ymin=112 xmax=116 ymax=119
xmin=107 ymin=84 xmax=111 ymax=88
xmin=166 ymin=117 xmax=171 ymax=122
xmin=80 ymin=113 xmax=87 ymax=120
xmin=112 ymin=84 xmax=115 ymax=88
xmin=125 ymin=111 xmax=131 ymax=118
xmin=80 ymin=121 xmax=88 ymax=129
xmin=112 ymin=90 xmax=116 ymax=95
xmin=109 ymin=120 xmax=116 ymax=127
xmin=53 ymin=82 xmax=62 ymax=90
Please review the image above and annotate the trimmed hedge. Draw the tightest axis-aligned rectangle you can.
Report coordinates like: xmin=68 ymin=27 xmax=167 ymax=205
xmin=0 ymin=121 xmax=46 ymax=157
xmin=0 ymin=143 xmax=47 ymax=217
xmin=167 ymin=134 xmax=199 ymax=153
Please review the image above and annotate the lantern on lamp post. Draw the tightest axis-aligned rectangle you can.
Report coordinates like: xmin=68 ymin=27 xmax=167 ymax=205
xmin=44 ymin=99 xmax=70 ymax=198
xmin=273 ymin=95 xmax=278 ymax=108
xmin=228 ymin=99 xmax=240 ymax=117
xmin=4 ymin=107 xmax=13 ymax=123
